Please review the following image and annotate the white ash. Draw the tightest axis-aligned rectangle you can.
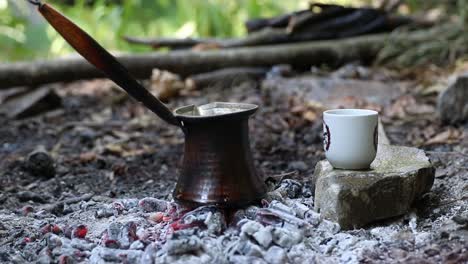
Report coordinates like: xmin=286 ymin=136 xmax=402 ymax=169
xmin=1 ymin=178 xmax=467 ymax=263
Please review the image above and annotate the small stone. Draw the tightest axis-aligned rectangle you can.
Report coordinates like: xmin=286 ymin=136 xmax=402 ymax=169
xmin=452 ymin=214 xmax=468 ymax=226
xmin=102 ymin=222 xmax=138 ymax=249
xmin=140 ymin=243 xmax=157 ymax=264
xmin=70 ymin=238 xmax=96 ymax=251
xmin=129 ymin=240 xmax=144 ymax=250
xmin=17 ymin=191 xmax=47 ymax=203
xmin=229 ymin=255 xmax=268 ymax=264
xmin=244 ymin=206 xmax=260 ymax=219
xmin=36 ymin=248 xmax=53 ymax=264
xmin=204 ymin=211 xmax=226 ymax=235
xmin=271 ymin=227 xmax=303 ymax=248
xmin=25 ymin=146 xmax=56 ymax=178
xmin=289 ymin=202 xmax=310 ymax=219
xmin=252 ymin=227 xmax=273 ymax=248
xmin=235 ymin=240 xmax=264 ymax=257
xmin=176 ymin=205 xmax=226 ymax=234
xmin=313 ymin=144 xmax=435 ymax=229
xmin=95 ymin=205 xmax=114 ymax=218
xmin=138 ymin=197 xmax=168 ymax=212
xmin=424 ymin=248 xmax=440 ymax=257
xmin=268 ymin=201 xmax=295 ymax=215
xmin=90 ymin=247 xmax=143 ymax=263
xmin=45 ymin=233 xmax=63 ymax=249
xmin=264 ymin=246 xmax=288 ymax=264
xmin=437 ymin=73 xmax=468 ymax=124
xmin=304 ymin=210 xmax=321 ymax=226
xmin=164 ymin=235 xmax=203 ymax=255
xmin=240 ymin=220 xmax=264 ymax=237
xmin=276 ymin=179 xmax=303 ymax=199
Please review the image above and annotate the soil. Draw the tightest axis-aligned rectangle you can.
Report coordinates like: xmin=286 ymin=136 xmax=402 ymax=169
xmin=0 ymin=66 xmax=467 ymax=263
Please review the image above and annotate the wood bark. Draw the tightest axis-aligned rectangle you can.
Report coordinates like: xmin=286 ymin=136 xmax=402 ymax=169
xmin=123 ymin=36 xmax=221 ymax=49
xmin=0 ymin=31 xmax=433 ymax=89
xmin=124 ymin=14 xmax=419 ymax=50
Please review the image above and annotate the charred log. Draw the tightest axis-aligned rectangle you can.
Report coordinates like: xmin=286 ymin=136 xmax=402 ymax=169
xmin=125 ymin=6 xmax=418 ymax=50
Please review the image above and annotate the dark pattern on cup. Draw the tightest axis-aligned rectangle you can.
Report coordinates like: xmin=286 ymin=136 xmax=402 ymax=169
xmin=323 ymin=123 xmax=331 ymax=151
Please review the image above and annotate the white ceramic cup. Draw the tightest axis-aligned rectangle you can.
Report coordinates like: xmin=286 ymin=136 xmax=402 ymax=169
xmin=323 ymin=109 xmax=379 ymax=170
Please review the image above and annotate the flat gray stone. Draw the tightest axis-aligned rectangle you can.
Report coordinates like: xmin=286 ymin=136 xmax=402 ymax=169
xmin=437 ymin=73 xmax=468 ymax=124
xmin=313 ymin=144 xmax=435 ymax=229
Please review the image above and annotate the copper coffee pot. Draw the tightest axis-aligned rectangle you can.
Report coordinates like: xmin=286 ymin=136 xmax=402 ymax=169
xmin=28 ymin=1 xmax=266 ymax=207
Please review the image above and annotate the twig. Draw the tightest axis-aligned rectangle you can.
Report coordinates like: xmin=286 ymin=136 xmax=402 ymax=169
xmin=123 ymin=36 xmax=220 ymax=49
xmin=438 ymin=196 xmax=468 ymax=206
xmin=245 ymin=9 xmax=310 ymax=33
xmin=40 ymin=193 xmax=94 ymax=213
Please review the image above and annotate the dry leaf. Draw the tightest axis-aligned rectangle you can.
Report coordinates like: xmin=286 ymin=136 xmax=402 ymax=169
xmin=425 ymin=128 xmax=463 ymax=145
xmin=80 ymin=152 xmax=97 ymax=163
xmin=150 ymin=69 xmax=186 ymax=101
xmin=302 ymin=111 xmax=318 ymax=122
xmin=103 ymin=144 xmax=124 ymax=156
xmin=386 ymin=95 xmax=416 ymax=119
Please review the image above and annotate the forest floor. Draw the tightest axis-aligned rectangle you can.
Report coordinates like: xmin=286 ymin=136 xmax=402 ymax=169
xmin=0 ymin=64 xmax=467 ymax=263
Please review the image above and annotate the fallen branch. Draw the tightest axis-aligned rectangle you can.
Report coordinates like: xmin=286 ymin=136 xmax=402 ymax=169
xmin=245 ymin=9 xmax=311 ymax=33
xmin=40 ymin=193 xmax=94 ymax=214
xmin=0 ymin=30 xmax=438 ymax=89
xmin=123 ymin=36 xmax=220 ymax=49
xmin=126 ymin=3 xmax=426 ymax=51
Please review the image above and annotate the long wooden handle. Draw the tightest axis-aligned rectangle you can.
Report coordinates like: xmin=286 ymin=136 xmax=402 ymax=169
xmin=35 ymin=2 xmax=180 ymax=126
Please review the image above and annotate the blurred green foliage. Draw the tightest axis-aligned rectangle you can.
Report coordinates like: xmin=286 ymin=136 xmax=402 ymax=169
xmin=0 ymin=0 xmax=311 ymax=61
xmin=1 ymin=0 xmax=466 ymax=62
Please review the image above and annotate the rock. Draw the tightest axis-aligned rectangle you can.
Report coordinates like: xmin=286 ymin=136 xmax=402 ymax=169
xmin=313 ymin=144 xmax=435 ymax=229
xmin=138 ymin=197 xmax=168 ymax=212
xmin=89 ymin=247 xmax=143 ymax=263
xmin=129 ymin=240 xmax=145 ymax=250
xmin=252 ymin=227 xmax=273 ymax=248
xmin=276 ymin=179 xmax=303 ymax=199
xmin=16 ymin=191 xmax=48 ymax=203
xmin=164 ymin=235 xmax=203 ymax=255
xmin=26 ymin=146 xmax=55 ymax=178
xmin=271 ymin=227 xmax=303 ymax=248
xmin=438 ymin=74 xmax=468 ymax=124
xmin=229 ymin=255 xmax=267 ymax=264
xmin=240 ymin=221 xmax=264 ymax=237
xmin=264 ymin=246 xmax=288 ymax=264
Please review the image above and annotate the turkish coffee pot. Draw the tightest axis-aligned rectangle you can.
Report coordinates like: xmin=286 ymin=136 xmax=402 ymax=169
xmin=28 ymin=1 xmax=266 ymax=207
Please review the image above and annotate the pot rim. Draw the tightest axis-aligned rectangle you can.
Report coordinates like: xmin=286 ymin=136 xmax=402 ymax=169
xmin=174 ymin=102 xmax=258 ymax=122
